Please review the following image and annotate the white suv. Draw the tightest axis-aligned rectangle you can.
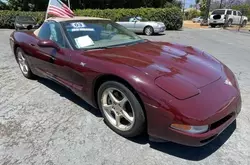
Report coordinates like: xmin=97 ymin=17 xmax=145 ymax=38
xmin=209 ymin=9 xmax=248 ymax=27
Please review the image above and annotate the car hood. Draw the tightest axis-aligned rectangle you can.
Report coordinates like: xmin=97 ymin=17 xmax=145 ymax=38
xmin=85 ymin=41 xmax=222 ymax=89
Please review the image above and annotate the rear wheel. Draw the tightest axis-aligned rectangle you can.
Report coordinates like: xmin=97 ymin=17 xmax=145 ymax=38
xmin=210 ymin=24 xmax=217 ymax=28
xmin=144 ymin=26 xmax=154 ymax=36
xmin=241 ymin=20 xmax=247 ymax=27
xmin=98 ymin=81 xmax=145 ymax=137
xmin=16 ymin=47 xmax=35 ymax=79
xmin=227 ymin=19 xmax=233 ymax=27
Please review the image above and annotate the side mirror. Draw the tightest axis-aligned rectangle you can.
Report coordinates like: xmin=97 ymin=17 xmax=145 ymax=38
xmin=38 ymin=40 xmax=60 ymax=51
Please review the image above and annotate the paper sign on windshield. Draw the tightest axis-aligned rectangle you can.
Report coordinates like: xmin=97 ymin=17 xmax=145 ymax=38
xmin=75 ymin=35 xmax=94 ymax=48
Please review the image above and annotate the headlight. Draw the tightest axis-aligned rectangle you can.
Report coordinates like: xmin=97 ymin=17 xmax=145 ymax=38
xmin=171 ymin=123 xmax=209 ymax=134
xmin=157 ymin=24 xmax=162 ymax=27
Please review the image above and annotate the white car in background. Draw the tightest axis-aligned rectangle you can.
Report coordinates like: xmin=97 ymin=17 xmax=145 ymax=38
xmin=209 ymin=9 xmax=248 ymax=27
xmin=192 ymin=16 xmax=203 ymax=23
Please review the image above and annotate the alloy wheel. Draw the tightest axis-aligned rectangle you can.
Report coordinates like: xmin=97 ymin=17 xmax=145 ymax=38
xmin=145 ymin=27 xmax=153 ymax=36
xmin=101 ymin=87 xmax=135 ymax=131
xmin=17 ymin=51 xmax=29 ymax=75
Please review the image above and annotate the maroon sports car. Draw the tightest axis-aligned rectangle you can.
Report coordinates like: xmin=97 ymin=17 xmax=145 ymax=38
xmin=9 ymin=17 xmax=241 ymax=146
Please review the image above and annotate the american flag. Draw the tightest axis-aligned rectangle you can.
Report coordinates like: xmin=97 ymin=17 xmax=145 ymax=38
xmin=47 ymin=0 xmax=74 ymax=18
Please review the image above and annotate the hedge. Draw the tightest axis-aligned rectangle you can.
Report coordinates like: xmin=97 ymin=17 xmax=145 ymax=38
xmin=0 ymin=7 xmax=183 ymax=30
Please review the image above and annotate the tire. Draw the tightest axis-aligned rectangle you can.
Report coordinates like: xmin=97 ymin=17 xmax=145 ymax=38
xmin=144 ymin=26 xmax=154 ymax=36
xmin=97 ymin=81 xmax=145 ymax=137
xmin=241 ymin=20 xmax=247 ymax=27
xmin=16 ymin=47 xmax=35 ymax=79
xmin=227 ymin=19 xmax=233 ymax=27
xmin=210 ymin=24 xmax=216 ymax=28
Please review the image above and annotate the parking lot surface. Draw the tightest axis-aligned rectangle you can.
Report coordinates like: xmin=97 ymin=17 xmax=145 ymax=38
xmin=0 ymin=29 xmax=250 ymax=165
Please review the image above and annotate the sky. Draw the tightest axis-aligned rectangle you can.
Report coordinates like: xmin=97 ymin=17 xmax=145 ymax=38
xmin=185 ymin=0 xmax=196 ymax=8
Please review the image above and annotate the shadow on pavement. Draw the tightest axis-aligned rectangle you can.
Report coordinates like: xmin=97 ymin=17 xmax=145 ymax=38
xmin=37 ymin=77 xmax=236 ymax=161
xmin=37 ymin=78 xmax=102 ymax=117
xmin=130 ymin=120 xmax=236 ymax=161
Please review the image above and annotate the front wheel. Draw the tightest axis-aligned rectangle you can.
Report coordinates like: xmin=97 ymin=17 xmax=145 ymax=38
xmin=144 ymin=26 xmax=154 ymax=36
xmin=98 ymin=81 xmax=145 ymax=137
xmin=241 ymin=20 xmax=247 ymax=27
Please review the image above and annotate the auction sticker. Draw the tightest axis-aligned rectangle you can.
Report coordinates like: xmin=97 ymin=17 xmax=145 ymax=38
xmin=70 ymin=22 xmax=86 ymax=28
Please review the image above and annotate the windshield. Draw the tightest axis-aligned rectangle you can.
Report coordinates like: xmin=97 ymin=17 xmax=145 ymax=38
xmin=212 ymin=10 xmax=226 ymax=15
xmin=16 ymin=16 xmax=35 ymax=22
xmin=61 ymin=20 xmax=144 ymax=50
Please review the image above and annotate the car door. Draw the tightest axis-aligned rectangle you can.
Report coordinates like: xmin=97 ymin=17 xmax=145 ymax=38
xmin=29 ymin=21 xmax=73 ymax=89
xmin=134 ymin=18 xmax=145 ymax=33
xmin=232 ymin=11 xmax=238 ymax=24
xmin=45 ymin=21 xmax=74 ymax=89
xmin=117 ymin=17 xmax=136 ymax=31
xmin=237 ymin=11 xmax=243 ymax=24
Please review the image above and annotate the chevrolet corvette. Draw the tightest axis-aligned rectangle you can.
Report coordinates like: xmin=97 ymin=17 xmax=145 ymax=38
xmin=9 ymin=16 xmax=241 ymax=146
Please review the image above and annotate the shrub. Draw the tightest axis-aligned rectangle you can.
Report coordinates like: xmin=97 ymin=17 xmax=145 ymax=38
xmin=184 ymin=9 xmax=200 ymax=20
xmin=75 ymin=8 xmax=183 ymax=30
xmin=0 ymin=7 xmax=183 ymax=30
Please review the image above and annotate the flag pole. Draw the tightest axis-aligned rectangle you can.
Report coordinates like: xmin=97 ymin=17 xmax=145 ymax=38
xmin=45 ymin=0 xmax=52 ymax=20
xmin=68 ymin=0 xmax=71 ymax=8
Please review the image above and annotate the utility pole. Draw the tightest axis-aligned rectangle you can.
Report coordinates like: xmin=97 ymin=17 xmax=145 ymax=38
xmin=204 ymin=0 xmax=211 ymax=23
xmin=183 ymin=0 xmax=185 ymax=14
xmin=219 ymin=0 xmax=223 ymax=8
xmin=68 ymin=0 xmax=71 ymax=8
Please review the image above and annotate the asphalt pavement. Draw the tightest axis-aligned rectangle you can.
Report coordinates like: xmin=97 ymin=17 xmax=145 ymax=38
xmin=0 ymin=28 xmax=250 ymax=165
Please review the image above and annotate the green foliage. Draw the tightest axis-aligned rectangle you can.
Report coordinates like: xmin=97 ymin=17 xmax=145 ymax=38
xmin=164 ymin=0 xmax=182 ymax=8
xmin=5 ymin=0 xmax=184 ymax=11
xmin=0 ymin=7 xmax=183 ymax=30
xmin=184 ymin=9 xmax=200 ymax=20
xmin=200 ymin=0 xmax=207 ymax=16
xmin=74 ymin=7 xmax=183 ymax=30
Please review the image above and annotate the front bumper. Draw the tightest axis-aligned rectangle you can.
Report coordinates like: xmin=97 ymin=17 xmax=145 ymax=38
xmin=143 ymin=76 xmax=242 ymax=147
xmin=16 ymin=24 xmax=39 ymax=29
xmin=154 ymin=26 xmax=166 ymax=33
xmin=147 ymin=95 xmax=241 ymax=147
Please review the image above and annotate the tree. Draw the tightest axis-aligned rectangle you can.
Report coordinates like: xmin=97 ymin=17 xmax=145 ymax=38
xmin=5 ymin=0 xmax=183 ymax=11
xmin=200 ymin=0 xmax=207 ymax=16
xmin=195 ymin=0 xmax=199 ymax=9
xmin=0 ymin=1 xmax=9 ymax=10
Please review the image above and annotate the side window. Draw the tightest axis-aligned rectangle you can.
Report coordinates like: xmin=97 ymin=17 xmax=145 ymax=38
xmin=233 ymin=11 xmax=237 ymax=16
xmin=129 ymin=17 xmax=136 ymax=22
xmin=237 ymin=11 xmax=242 ymax=16
xmin=38 ymin=22 xmax=51 ymax=40
xmin=38 ymin=22 xmax=66 ymax=48
xmin=120 ymin=17 xmax=130 ymax=22
xmin=226 ymin=10 xmax=232 ymax=15
xmin=48 ymin=22 xmax=66 ymax=48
